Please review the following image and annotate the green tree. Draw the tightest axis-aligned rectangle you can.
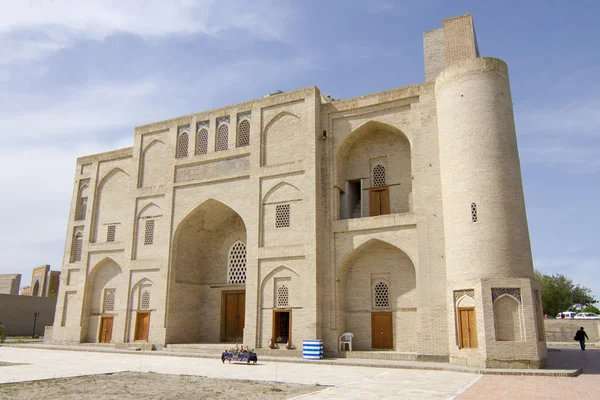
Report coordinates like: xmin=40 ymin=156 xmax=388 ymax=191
xmin=0 ymin=323 xmax=5 ymax=343
xmin=535 ymin=270 xmax=597 ymax=317
xmin=582 ymin=305 xmax=600 ymax=314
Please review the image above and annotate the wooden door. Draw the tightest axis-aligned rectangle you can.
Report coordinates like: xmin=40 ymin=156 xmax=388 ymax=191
xmin=134 ymin=311 xmax=150 ymax=341
xmin=99 ymin=316 xmax=113 ymax=343
xmin=369 ymin=187 xmax=390 ymax=216
xmin=458 ymin=308 xmax=478 ymax=348
xmin=371 ymin=312 xmax=393 ymax=349
xmin=272 ymin=310 xmax=292 ymax=344
xmin=223 ymin=292 xmax=245 ymax=342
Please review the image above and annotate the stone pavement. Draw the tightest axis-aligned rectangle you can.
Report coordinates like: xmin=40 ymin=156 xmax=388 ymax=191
xmin=0 ymin=346 xmax=598 ymax=399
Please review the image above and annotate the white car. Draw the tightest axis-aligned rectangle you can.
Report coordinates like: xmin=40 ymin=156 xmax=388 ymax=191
xmin=556 ymin=311 xmax=577 ymax=319
xmin=574 ymin=313 xmax=600 ymax=320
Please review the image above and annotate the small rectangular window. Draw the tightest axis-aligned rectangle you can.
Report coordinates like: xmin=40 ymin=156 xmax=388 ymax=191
xmin=144 ymin=220 xmax=155 ymax=245
xmin=107 ymin=225 xmax=116 ymax=242
xmin=275 ymin=204 xmax=290 ymax=228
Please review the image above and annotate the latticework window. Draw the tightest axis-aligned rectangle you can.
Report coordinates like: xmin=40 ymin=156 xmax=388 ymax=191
xmin=216 ymin=124 xmax=229 ymax=151
xmin=372 ymin=165 xmax=386 ymax=187
xmin=106 ymin=225 xmax=116 ymax=242
xmin=79 ymin=198 xmax=87 ymax=220
xmin=237 ymin=119 xmax=250 ymax=147
xmin=471 ymin=203 xmax=477 ymax=222
xmin=140 ymin=290 xmax=150 ymax=310
xmin=277 ymin=285 xmax=289 ymax=307
xmin=227 ymin=241 xmax=247 ymax=284
xmin=196 ymin=128 xmax=208 ymax=155
xmin=72 ymin=233 xmax=83 ymax=262
xmin=374 ymin=281 xmax=390 ymax=307
xmin=275 ymin=204 xmax=290 ymax=228
xmin=144 ymin=220 xmax=155 ymax=245
xmin=176 ymin=132 xmax=189 ymax=158
xmin=103 ymin=290 xmax=115 ymax=312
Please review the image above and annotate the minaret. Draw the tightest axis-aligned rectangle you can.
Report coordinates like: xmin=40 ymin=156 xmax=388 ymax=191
xmin=429 ymin=15 xmax=547 ymax=368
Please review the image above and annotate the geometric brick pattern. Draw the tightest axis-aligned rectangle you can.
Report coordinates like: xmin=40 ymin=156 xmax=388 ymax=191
xmin=373 ymin=281 xmax=390 ymax=307
xmin=454 ymin=289 xmax=475 ymax=303
xmin=227 ymin=241 xmax=247 ymax=284
xmin=372 ymin=164 xmax=386 ymax=187
xmin=275 ymin=204 xmax=290 ymax=228
xmin=492 ymin=288 xmax=521 ymax=302
xmin=237 ymin=119 xmax=250 ymax=148
xmin=175 ymin=155 xmax=249 ymax=183
xmin=277 ymin=284 xmax=289 ymax=307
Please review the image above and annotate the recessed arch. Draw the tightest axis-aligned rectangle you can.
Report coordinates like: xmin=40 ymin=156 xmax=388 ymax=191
xmin=263 ymin=111 xmax=300 ymax=133
xmin=143 ymin=139 xmax=166 ymax=154
xmin=260 ymin=265 xmax=300 ymax=294
xmin=263 ymin=182 xmax=302 ymax=204
xmin=138 ymin=202 xmax=162 ymax=218
xmin=262 ymin=111 xmax=302 ymax=166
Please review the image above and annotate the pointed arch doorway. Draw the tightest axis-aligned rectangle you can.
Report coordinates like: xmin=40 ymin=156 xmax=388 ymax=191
xmin=167 ymin=199 xmax=248 ymax=344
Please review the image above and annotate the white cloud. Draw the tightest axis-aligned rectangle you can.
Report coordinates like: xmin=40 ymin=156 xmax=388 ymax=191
xmin=0 ymin=0 xmax=293 ymax=64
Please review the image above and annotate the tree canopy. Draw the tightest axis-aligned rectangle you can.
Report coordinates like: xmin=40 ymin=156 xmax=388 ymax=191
xmin=535 ymin=270 xmax=597 ymax=317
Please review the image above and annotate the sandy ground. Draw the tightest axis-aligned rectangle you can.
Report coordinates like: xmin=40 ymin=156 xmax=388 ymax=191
xmin=0 ymin=371 xmax=324 ymax=400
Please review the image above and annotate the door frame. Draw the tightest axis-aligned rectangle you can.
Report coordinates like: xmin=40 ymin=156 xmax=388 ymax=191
xmin=134 ymin=311 xmax=151 ymax=341
xmin=98 ymin=316 xmax=114 ymax=343
xmin=371 ymin=311 xmax=393 ymax=349
xmin=220 ymin=290 xmax=246 ymax=342
xmin=272 ymin=309 xmax=292 ymax=345
xmin=457 ymin=307 xmax=478 ymax=349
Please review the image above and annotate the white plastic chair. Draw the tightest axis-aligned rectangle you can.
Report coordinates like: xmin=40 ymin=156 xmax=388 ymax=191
xmin=339 ymin=332 xmax=354 ymax=351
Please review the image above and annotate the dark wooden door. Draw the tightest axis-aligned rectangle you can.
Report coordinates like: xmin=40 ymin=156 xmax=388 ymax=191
xmin=371 ymin=312 xmax=393 ymax=349
xmin=369 ymin=187 xmax=390 ymax=216
xmin=272 ymin=310 xmax=292 ymax=344
xmin=459 ymin=308 xmax=478 ymax=348
xmin=224 ymin=292 xmax=245 ymax=342
xmin=99 ymin=316 xmax=113 ymax=343
xmin=134 ymin=311 xmax=150 ymax=341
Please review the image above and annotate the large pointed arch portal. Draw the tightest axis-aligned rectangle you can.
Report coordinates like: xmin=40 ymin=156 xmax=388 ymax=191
xmin=166 ymin=199 xmax=247 ymax=344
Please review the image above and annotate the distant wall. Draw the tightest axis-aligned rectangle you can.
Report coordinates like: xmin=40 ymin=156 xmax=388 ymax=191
xmin=0 ymin=274 xmax=21 ymax=295
xmin=0 ymin=294 xmax=57 ymax=336
xmin=544 ymin=319 xmax=600 ymax=342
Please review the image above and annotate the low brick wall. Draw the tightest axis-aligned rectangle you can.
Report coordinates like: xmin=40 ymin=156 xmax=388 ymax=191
xmin=0 ymin=294 xmax=57 ymax=336
xmin=544 ymin=319 xmax=600 ymax=342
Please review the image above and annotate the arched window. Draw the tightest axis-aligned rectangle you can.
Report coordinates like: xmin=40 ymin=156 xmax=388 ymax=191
xmin=140 ymin=289 xmax=151 ymax=310
xmin=176 ymin=132 xmax=189 ymax=159
xmin=237 ymin=119 xmax=250 ymax=147
xmin=72 ymin=232 xmax=83 ymax=262
xmin=373 ymin=281 xmax=390 ymax=308
xmin=227 ymin=241 xmax=246 ymax=284
xmin=196 ymin=128 xmax=208 ymax=155
xmin=372 ymin=165 xmax=386 ymax=187
xmin=277 ymin=284 xmax=289 ymax=307
xmin=103 ymin=289 xmax=115 ymax=312
xmin=216 ymin=124 xmax=229 ymax=151
xmin=79 ymin=198 xmax=88 ymax=220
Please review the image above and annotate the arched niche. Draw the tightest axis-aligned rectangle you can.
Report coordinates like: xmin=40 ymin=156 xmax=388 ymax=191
xmin=336 ymin=121 xmax=412 ymax=218
xmin=92 ymin=168 xmax=130 ymax=242
xmin=261 ymin=182 xmax=304 ymax=247
xmin=140 ymin=140 xmax=169 ymax=188
xmin=262 ymin=111 xmax=302 ymax=166
xmin=494 ymin=294 xmax=523 ymax=341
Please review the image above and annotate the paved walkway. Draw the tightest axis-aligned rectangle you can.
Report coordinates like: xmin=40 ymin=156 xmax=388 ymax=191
xmin=0 ymin=346 xmax=598 ymax=399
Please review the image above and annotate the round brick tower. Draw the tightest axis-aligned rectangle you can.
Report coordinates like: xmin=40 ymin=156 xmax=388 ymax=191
xmin=436 ymin=57 xmax=546 ymax=368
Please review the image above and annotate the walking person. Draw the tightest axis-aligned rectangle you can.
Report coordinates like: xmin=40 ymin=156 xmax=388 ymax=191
xmin=575 ymin=327 xmax=589 ymax=351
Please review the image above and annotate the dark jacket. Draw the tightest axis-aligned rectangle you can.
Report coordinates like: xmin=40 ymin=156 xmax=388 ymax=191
xmin=575 ymin=329 xmax=589 ymax=341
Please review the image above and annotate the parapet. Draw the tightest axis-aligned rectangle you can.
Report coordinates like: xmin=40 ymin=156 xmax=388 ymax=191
xmin=424 ymin=14 xmax=480 ymax=82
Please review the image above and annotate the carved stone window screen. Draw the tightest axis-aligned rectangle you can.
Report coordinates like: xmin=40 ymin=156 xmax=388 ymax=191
xmin=277 ymin=285 xmax=289 ymax=307
xmin=471 ymin=203 xmax=477 ymax=222
xmin=372 ymin=164 xmax=386 ymax=187
xmin=144 ymin=220 xmax=155 ymax=245
xmin=374 ymin=281 xmax=390 ymax=307
xmin=216 ymin=124 xmax=229 ymax=151
xmin=237 ymin=119 xmax=250 ymax=147
xmin=73 ymin=233 xmax=83 ymax=262
xmin=196 ymin=128 xmax=208 ymax=155
xmin=140 ymin=290 xmax=150 ymax=310
xmin=103 ymin=289 xmax=115 ymax=312
xmin=106 ymin=225 xmax=116 ymax=242
xmin=176 ymin=131 xmax=189 ymax=159
xmin=227 ymin=241 xmax=247 ymax=284
xmin=275 ymin=204 xmax=290 ymax=228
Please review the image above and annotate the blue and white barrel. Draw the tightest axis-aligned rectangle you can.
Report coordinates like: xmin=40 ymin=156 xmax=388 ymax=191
xmin=302 ymin=339 xmax=323 ymax=359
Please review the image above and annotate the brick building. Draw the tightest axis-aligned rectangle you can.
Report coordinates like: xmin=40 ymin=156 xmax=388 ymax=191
xmin=49 ymin=15 xmax=547 ymax=368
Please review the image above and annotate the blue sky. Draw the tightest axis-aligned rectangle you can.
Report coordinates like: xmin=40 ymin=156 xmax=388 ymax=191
xmin=1 ymin=1 xmax=598 ymax=300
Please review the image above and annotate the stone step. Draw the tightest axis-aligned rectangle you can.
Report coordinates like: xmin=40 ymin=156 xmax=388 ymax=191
xmin=325 ymin=351 xmax=449 ymax=363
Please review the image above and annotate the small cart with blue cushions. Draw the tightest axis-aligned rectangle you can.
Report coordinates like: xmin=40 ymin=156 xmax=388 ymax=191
xmin=221 ymin=346 xmax=258 ymax=364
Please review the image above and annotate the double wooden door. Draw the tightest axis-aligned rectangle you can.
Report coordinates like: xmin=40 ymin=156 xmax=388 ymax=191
xmin=99 ymin=316 xmax=113 ymax=343
xmin=134 ymin=311 xmax=150 ymax=341
xmin=223 ymin=292 xmax=245 ymax=342
xmin=458 ymin=308 xmax=478 ymax=348
xmin=369 ymin=187 xmax=390 ymax=216
xmin=371 ymin=312 xmax=393 ymax=349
